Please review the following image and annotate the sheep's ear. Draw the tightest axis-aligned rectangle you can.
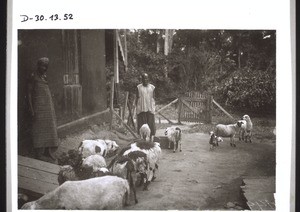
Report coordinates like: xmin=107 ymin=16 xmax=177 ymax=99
xmin=120 ymin=161 xmax=128 ymax=169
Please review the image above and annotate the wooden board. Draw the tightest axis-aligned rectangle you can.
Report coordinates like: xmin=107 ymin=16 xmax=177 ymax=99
xmin=18 ymin=156 xmax=60 ymax=174
xmin=18 ymin=165 xmax=59 ymax=184
xmin=18 ymin=156 xmax=60 ymax=195
xmin=19 ymin=176 xmax=58 ymax=195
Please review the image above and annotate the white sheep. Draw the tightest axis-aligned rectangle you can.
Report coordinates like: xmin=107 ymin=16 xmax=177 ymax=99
xmin=164 ymin=126 xmax=182 ymax=153
xmin=78 ymin=139 xmax=119 ymax=158
xmin=57 ymin=153 xmax=108 ymax=185
xmin=215 ymin=121 xmax=243 ymax=147
xmin=242 ymin=114 xmax=253 ymax=143
xmin=123 ymin=141 xmax=161 ymax=189
xmin=82 ymin=154 xmax=107 ymax=172
xmin=139 ymin=124 xmax=151 ymax=141
xmin=21 ymin=176 xmax=130 ymax=210
xmin=238 ymin=119 xmax=247 ymax=142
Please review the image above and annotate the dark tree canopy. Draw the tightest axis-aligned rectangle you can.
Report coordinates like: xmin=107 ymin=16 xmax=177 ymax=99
xmin=118 ymin=29 xmax=276 ymax=113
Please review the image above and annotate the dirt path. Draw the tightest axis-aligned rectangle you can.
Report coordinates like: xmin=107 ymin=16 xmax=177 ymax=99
xmin=126 ymin=126 xmax=275 ymax=210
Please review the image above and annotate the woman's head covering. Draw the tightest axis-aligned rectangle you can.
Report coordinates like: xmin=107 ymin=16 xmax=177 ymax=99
xmin=37 ymin=57 xmax=49 ymax=66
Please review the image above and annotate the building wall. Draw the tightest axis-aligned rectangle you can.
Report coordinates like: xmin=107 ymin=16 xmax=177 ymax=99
xmin=80 ymin=30 xmax=107 ymax=113
xmin=18 ymin=30 xmax=109 ymax=150
xmin=18 ymin=30 xmax=65 ymax=149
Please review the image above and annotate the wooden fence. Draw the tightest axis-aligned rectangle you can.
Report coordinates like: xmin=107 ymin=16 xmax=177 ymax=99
xmin=178 ymin=91 xmax=212 ymax=123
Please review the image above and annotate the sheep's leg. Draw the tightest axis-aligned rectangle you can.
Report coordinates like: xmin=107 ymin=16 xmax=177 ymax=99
xmin=129 ymin=172 xmax=138 ymax=204
xmin=168 ymin=141 xmax=171 ymax=149
xmin=124 ymin=190 xmax=130 ymax=206
xmin=151 ymin=168 xmax=156 ymax=182
xmin=143 ymin=180 xmax=150 ymax=191
xmin=179 ymin=141 xmax=182 ymax=152
xmin=232 ymin=136 xmax=236 ymax=147
xmin=173 ymin=142 xmax=176 ymax=153
xmin=230 ymin=137 xmax=235 ymax=147
xmin=138 ymin=173 xmax=145 ymax=187
xmin=249 ymin=132 xmax=252 ymax=143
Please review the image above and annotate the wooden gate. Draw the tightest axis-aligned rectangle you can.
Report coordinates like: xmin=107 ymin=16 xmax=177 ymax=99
xmin=178 ymin=91 xmax=212 ymax=123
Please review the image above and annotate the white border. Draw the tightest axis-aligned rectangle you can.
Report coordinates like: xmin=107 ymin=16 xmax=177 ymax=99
xmin=7 ymin=0 xmax=293 ymax=211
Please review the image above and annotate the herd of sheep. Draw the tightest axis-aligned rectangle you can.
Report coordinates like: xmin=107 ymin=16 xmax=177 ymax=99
xmin=21 ymin=115 xmax=252 ymax=210
xmin=209 ymin=114 xmax=253 ymax=150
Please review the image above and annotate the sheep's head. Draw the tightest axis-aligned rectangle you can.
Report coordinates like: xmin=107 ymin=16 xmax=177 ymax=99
xmin=216 ymin=137 xmax=223 ymax=143
xmin=237 ymin=121 xmax=244 ymax=127
xmin=135 ymin=157 xmax=148 ymax=174
xmin=236 ymin=120 xmax=244 ymax=127
xmin=243 ymin=114 xmax=251 ymax=122
xmin=105 ymin=140 xmax=119 ymax=156
xmin=164 ymin=127 xmax=174 ymax=136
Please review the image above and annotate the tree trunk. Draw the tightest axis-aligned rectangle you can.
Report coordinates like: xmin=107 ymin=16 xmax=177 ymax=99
xmin=156 ymin=31 xmax=161 ymax=53
xmin=238 ymin=48 xmax=241 ymax=69
xmin=164 ymin=29 xmax=169 ymax=56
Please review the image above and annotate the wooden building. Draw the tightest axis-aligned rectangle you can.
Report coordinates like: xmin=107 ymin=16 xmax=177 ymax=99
xmin=18 ymin=29 xmax=127 ymax=153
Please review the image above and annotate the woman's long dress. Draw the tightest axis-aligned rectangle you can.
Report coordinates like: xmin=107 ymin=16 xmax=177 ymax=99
xmin=30 ymin=73 xmax=58 ymax=148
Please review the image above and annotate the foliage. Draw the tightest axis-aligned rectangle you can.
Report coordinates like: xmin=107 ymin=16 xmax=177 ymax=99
xmin=120 ymin=29 xmax=276 ymax=113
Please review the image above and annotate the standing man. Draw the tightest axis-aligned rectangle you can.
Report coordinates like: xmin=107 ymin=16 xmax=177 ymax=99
xmin=28 ymin=57 xmax=59 ymax=162
xmin=136 ymin=73 xmax=156 ymax=141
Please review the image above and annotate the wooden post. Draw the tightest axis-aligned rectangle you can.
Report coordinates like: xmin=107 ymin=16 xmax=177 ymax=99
xmin=110 ymin=77 xmax=114 ymax=130
xmin=207 ymin=96 xmax=213 ymax=123
xmin=178 ymin=98 xmax=182 ymax=124
xmin=114 ymin=30 xmax=120 ymax=108
xmin=212 ymin=99 xmax=234 ymax=120
xmin=123 ymin=92 xmax=129 ymax=120
xmin=119 ymin=107 xmax=123 ymax=124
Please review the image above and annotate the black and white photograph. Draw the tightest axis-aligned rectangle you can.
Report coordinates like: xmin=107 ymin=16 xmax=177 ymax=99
xmin=17 ymin=29 xmax=276 ymax=210
xmin=7 ymin=1 xmax=294 ymax=211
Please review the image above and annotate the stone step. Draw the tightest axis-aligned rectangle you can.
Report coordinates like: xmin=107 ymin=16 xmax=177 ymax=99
xmin=241 ymin=176 xmax=275 ymax=210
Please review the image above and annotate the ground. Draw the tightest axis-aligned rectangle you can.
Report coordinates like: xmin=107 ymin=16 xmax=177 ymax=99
xmin=53 ymin=118 xmax=275 ymax=210
xmin=20 ymin=104 xmax=276 ymax=210
xmin=124 ymin=125 xmax=275 ymax=210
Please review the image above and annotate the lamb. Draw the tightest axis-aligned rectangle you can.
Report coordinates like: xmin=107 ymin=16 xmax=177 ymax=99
xmin=164 ymin=126 xmax=182 ymax=153
xmin=139 ymin=124 xmax=151 ymax=141
xmin=123 ymin=141 xmax=161 ymax=189
xmin=21 ymin=176 xmax=130 ymax=210
xmin=215 ymin=121 xmax=243 ymax=147
xmin=209 ymin=131 xmax=223 ymax=150
xmin=242 ymin=114 xmax=253 ymax=143
xmin=108 ymin=151 xmax=149 ymax=204
xmin=238 ymin=119 xmax=247 ymax=142
xmin=78 ymin=139 xmax=119 ymax=158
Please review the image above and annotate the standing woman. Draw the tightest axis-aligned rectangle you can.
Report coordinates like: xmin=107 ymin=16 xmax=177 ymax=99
xmin=136 ymin=73 xmax=156 ymax=141
xmin=28 ymin=57 xmax=59 ymax=161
